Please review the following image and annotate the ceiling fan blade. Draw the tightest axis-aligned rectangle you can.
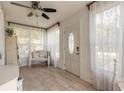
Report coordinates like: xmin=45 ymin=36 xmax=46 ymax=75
xmin=42 ymin=8 xmax=56 ymax=12
xmin=27 ymin=12 xmax=33 ymax=17
xmin=11 ymin=2 xmax=31 ymax=9
xmin=42 ymin=13 xmax=50 ymax=20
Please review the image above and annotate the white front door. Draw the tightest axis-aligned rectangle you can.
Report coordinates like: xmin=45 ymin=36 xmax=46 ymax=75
xmin=64 ymin=23 xmax=80 ymax=76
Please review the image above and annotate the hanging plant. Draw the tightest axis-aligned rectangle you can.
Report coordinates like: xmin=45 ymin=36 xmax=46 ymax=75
xmin=5 ymin=27 xmax=15 ymax=36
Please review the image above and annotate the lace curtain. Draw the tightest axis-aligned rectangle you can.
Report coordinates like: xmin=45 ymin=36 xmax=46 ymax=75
xmin=47 ymin=24 xmax=59 ymax=67
xmin=90 ymin=1 xmax=123 ymax=90
xmin=10 ymin=24 xmax=46 ymax=66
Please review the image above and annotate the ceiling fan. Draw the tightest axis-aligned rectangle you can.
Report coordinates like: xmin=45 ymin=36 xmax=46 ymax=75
xmin=11 ymin=1 xmax=57 ymax=20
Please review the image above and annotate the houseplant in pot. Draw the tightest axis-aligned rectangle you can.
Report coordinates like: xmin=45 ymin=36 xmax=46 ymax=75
xmin=5 ymin=26 xmax=15 ymax=36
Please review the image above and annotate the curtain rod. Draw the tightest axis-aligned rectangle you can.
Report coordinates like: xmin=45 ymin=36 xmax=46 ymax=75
xmin=46 ymin=22 xmax=60 ymax=30
xmin=8 ymin=21 xmax=47 ymax=30
xmin=87 ymin=1 xmax=96 ymax=10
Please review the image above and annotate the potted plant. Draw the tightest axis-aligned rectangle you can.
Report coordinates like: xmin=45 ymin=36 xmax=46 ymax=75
xmin=5 ymin=27 xmax=15 ymax=36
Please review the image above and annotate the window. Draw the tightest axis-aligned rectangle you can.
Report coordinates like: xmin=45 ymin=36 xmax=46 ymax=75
xmin=30 ymin=28 xmax=46 ymax=51
xmin=68 ymin=32 xmax=74 ymax=54
xmin=95 ymin=5 xmax=121 ymax=72
xmin=90 ymin=2 xmax=122 ymax=90
xmin=10 ymin=24 xmax=46 ymax=66
xmin=13 ymin=25 xmax=29 ymax=58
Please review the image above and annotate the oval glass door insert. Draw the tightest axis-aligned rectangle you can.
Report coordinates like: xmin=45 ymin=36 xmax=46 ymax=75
xmin=68 ymin=32 xmax=74 ymax=54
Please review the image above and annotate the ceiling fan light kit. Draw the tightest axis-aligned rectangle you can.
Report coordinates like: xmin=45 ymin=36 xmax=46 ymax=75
xmin=11 ymin=1 xmax=57 ymax=20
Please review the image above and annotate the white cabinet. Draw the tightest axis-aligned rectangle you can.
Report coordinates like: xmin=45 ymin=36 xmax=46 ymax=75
xmin=0 ymin=78 xmax=18 ymax=91
xmin=0 ymin=65 xmax=19 ymax=91
xmin=0 ymin=77 xmax=23 ymax=91
xmin=5 ymin=36 xmax=18 ymax=65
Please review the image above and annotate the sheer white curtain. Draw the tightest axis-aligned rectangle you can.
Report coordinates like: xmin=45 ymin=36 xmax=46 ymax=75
xmin=47 ymin=24 xmax=59 ymax=67
xmin=10 ymin=24 xmax=30 ymax=66
xmin=90 ymin=2 xmax=123 ymax=90
xmin=10 ymin=24 xmax=46 ymax=66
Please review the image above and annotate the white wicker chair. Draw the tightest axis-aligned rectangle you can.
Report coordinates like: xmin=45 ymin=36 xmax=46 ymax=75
xmin=29 ymin=50 xmax=50 ymax=67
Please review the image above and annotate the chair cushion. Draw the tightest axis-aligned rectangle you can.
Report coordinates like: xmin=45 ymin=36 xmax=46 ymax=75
xmin=39 ymin=50 xmax=48 ymax=58
xmin=32 ymin=51 xmax=39 ymax=58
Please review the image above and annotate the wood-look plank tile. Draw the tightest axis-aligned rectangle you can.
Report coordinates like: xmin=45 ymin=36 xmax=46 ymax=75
xmin=20 ymin=65 xmax=96 ymax=91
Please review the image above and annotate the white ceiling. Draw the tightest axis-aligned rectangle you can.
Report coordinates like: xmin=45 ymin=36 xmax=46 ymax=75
xmin=1 ymin=1 xmax=89 ymax=29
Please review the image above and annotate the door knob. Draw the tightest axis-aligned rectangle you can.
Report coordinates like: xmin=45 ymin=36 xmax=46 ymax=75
xmin=76 ymin=46 xmax=80 ymax=55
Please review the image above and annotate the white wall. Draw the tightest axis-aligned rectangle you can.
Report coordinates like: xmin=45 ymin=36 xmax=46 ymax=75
xmin=0 ymin=3 xmax=5 ymax=65
xmin=79 ymin=7 xmax=92 ymax=83
xmin=58 ymin=6 xmax=92 ymax=84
